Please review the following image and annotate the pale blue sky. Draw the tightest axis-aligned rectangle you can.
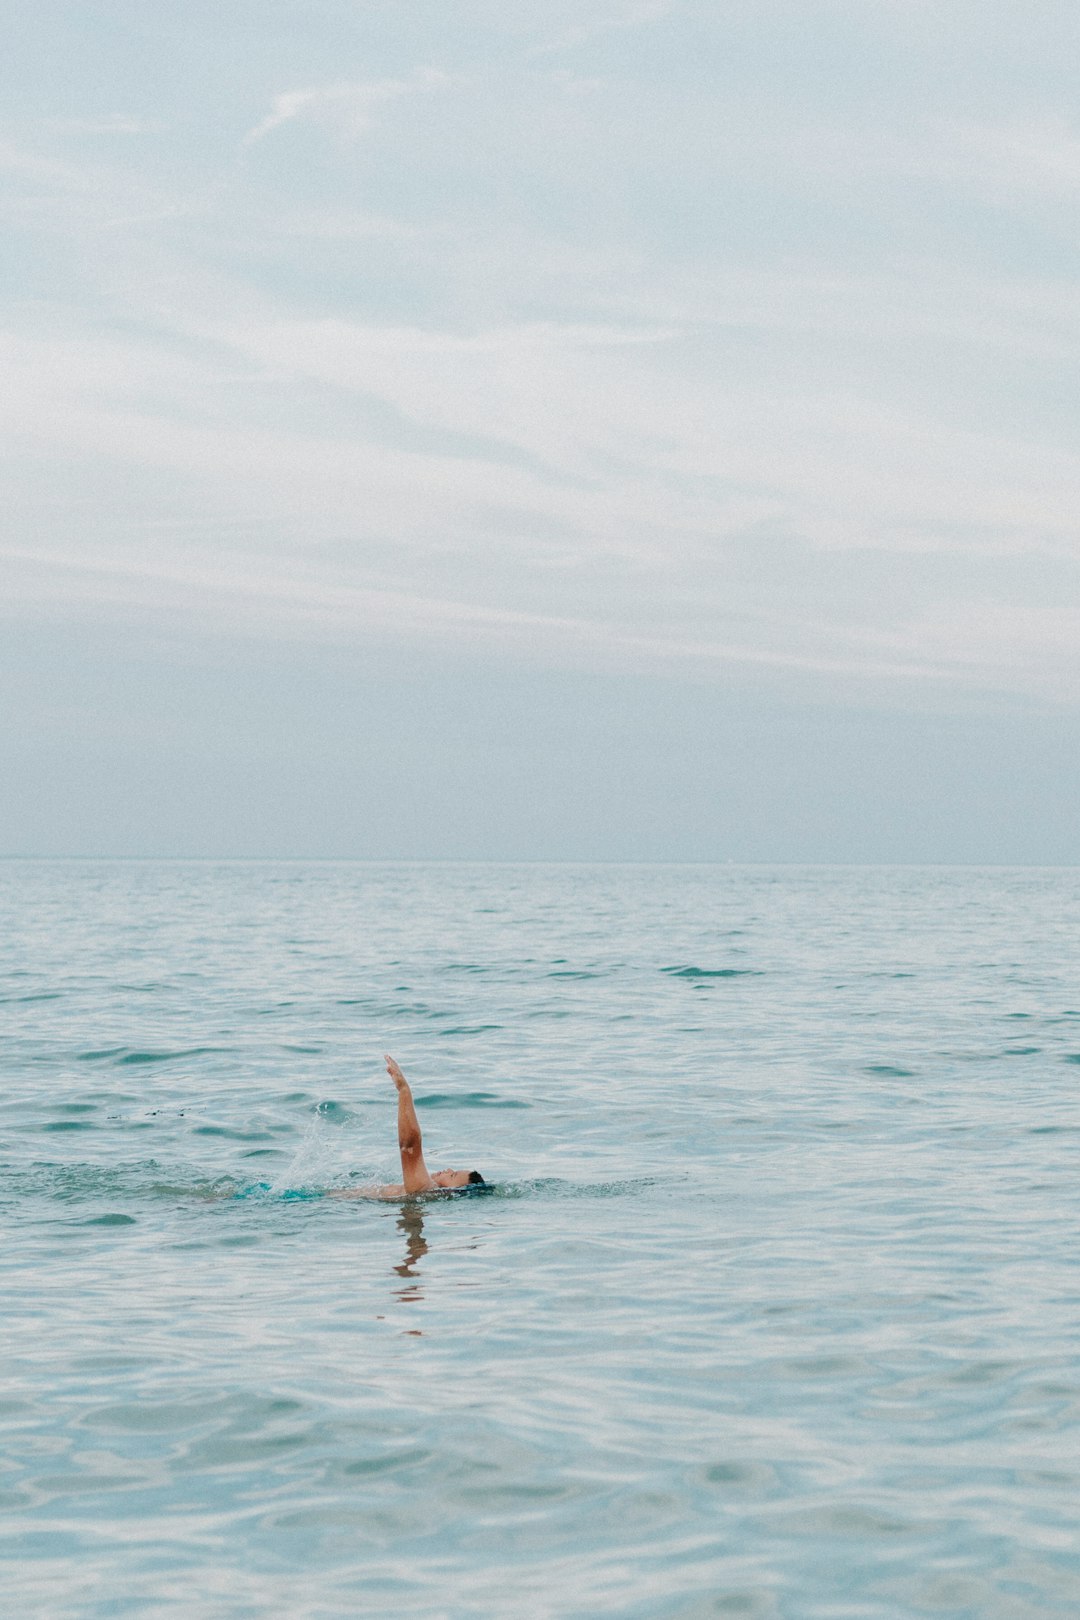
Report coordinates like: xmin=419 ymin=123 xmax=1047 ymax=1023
xmin=4 ymin=2 xmax=1080 ymax=857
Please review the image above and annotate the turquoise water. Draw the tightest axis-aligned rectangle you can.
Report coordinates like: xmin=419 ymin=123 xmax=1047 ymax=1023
xmin=4 ymin=860 xmax=1080 ymax=1618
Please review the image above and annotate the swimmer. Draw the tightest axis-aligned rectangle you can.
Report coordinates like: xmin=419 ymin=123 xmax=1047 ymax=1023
xmin=332 ymin=1055 xmax=486 ymax=1200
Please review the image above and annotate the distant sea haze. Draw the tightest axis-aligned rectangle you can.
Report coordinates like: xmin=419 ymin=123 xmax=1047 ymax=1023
xmin=4 ymin=860 xmax=1080 ymax=1616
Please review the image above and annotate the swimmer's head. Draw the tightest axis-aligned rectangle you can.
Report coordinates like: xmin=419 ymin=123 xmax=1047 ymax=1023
xmin=431 ymin=1168 xmax=486 ymax=1190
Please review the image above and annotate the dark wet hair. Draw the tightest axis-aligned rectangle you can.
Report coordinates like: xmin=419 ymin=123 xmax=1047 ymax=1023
xmin=467 ymin=1170 xmax=486 ymax=1185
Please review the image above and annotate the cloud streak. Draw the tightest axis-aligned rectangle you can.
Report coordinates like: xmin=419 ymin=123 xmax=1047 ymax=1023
xmin=240 ymin=69 xmax=449 ymax=148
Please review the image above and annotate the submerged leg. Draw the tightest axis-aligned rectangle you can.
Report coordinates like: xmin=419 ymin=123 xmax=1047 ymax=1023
xmin=385 ymin=1055 xmax=434 ymax=1194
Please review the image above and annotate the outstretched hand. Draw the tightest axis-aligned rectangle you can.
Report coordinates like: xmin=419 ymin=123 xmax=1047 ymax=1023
xmin=384 ymin=1054 xmax=408 ymax=1090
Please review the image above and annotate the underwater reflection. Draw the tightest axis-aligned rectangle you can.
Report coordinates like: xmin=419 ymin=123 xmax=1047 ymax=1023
xmin=393 ymin=1204 xmax=427 ymax=1304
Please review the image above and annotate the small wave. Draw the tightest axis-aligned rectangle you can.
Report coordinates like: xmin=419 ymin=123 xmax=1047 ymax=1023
xmin=77 ymin=1047 xmax=229 ymax=1066
xmin=192 ymin=1125 xmax=278 ymax=1141
xmin=117 ymin=1048 xmax=229 ymax=1066
xmin=864 ymin=1064 xmax=915 ymax=1078
xmin=417 ymin=1091 xmax=529 ymax=1110
xmin=439 ymin=1024 xmax=503 ymax=1036
xmin=661 ymin=965 xmax=761 ymax=979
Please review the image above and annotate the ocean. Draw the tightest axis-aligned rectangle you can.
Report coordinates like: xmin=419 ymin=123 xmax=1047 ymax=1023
xmin=3 ymin=859 xmax=1080 ymax=1618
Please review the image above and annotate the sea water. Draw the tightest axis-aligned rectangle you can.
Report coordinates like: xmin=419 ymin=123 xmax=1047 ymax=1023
xmin=3 ymin=860 xmax=1080 ymax=1619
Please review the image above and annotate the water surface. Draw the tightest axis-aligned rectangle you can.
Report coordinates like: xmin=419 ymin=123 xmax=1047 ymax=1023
xmin=4 ymin=861 xmax=1080 ymax=1617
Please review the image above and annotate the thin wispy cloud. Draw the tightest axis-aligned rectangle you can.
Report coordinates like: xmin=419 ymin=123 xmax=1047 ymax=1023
xmin=240 ymin=69 xmax=450 ymax=149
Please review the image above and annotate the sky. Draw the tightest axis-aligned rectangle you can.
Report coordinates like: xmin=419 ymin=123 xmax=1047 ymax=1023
xmin=3 ymin=0 xmax=1080 ymax=860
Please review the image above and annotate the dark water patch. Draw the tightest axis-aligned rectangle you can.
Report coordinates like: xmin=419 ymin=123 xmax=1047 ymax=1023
xmin=439 ymin=1024 xmax=503 ymax=1036
xmin=55 ymin=1103 xmax=98 ymax=1115
xmin=118 ymin=1047 xmax=230 ymax=1066
xmin=0 ymin=990 xmax=63 ymax=1004
xmin=1029 ymin=1125 xmax=1080 ymax=1135
xmin=417 ymin=1091 xmax=529 ymax=1109
xmin=78 ymin=1213 xmax=136 ymax=1227
xmin=281 ymin=1044 xmax=322 ymax=1054
xmin=1004 ymin=1046 xmax=1042 ymax=1057
xmin=82 ymin=1394 xmax=235 ymax=1435
xmin=340 ymin=1448 xmax=433 ymax=1478
xmin=341 ymin=999 xmax=457 ymax=1019
xmin=769 ymin=1504 xmax=916 ymax=1539
xmin=1065 ymin=1054 xmax=1080 ymax=1065
xmin=662 ymin=966 xmax=761 ymax=979
xmin=79 ymin=1047 xmax=229 ymax=1066
xmin=548 ymin=970 xmax=603 ymax=980
xmin=865 ymin=1064 xmax=916 ymax=1077
xmin=776 ymin=1352 xmax=869 ymax=1379
xmin=42 ymin=1120 xmax=95 ymax=1133
xmin=192 ymin=1125 xmax=278 ymax=1141
xmin=242 ymin=1147 xmax=288 ymax=1159
xmin=705 ymin=1460 xmax=777 ymax=1490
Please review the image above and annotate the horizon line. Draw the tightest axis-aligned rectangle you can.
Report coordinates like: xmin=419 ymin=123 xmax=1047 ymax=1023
xmin=1 ymin=854 xmax=1078 ymax=869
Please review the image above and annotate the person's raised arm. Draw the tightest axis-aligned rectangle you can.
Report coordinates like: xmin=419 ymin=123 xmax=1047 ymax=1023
xmin=385 ymin=1055 xmax=434 ymax=1194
